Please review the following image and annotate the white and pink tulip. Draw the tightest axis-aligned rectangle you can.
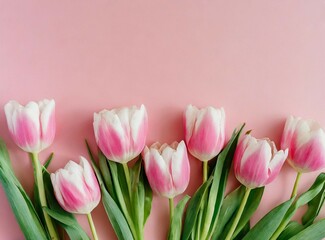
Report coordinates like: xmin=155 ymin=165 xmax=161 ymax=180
xmin=184 ymin=105 xmax=225 ymax=161
xmin=281 ymin=116 xmax=325 ymax=173
xmin=143 ymin=141 xmax=190 ymax=198
xmin=93 ymin=105 xmax=148 ymax=163
xmin=4 ymin=99 xmax=56 ymax=153
xmin=234 ymin=134 xmax=288 ymax=189
xmin=51 ymin=156 xmax=101 ymax=214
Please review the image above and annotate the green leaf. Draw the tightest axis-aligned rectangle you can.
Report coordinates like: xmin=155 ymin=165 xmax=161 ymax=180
xmin=212 ymin=186 xmax=245 ymax=239
xmin=43 ymin=170 xmax=90 ymax=240
xmin=101 ymin=185 xmax=134 ymax=240
xmin=181 ymin=178 xmax=213 ymax=240
xmin=203 ymin=124 xmax=245 ymax=239
xmin=0 ymin=139 xmax=48 ymax=240
xmin=242 ymin=198 xmax=294 ymax=240
xmin=288 ymin=219 xmax=325 ymax=240
xmin=98 ymin=149 xmax=116 ymax=200
xmin=278 ymin=222 xmax=305 ymax=240
xmin=233 ymin=221 xmax=250 ymax=240
xmin=216 ymin=187 xmax=264 ymax=239
xmin=141 ymin=163 xmax=152 ymax=225
xmin=302 ymin=174 xmax=325 ymax=226
xmin=44 ymin=153 xmax=54 ymax=169
xmin=168 ymin=195 xmax=190 ymax=240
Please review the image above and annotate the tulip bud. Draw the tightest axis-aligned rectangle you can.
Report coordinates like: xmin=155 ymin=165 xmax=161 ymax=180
xmin=281 ymin=116 xmax=325 ymax=173
xmin=184 ymin=105 xmax=225 ymax=161
xmin=234 ymin=134 xmax=288 ymax=189
xmin=51 ymin=157 xmax=101 ymax=214
xmin=93 ymin=105 xmax=148 ymax=163
xmin=4 ymin=99 xmax=55 ymax=153
xmin=143 ymin=141 xmax=190 ymax=198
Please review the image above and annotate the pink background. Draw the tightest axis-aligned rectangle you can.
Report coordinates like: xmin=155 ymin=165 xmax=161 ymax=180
xmin=1 ymin=1 xmax=325 ymax=239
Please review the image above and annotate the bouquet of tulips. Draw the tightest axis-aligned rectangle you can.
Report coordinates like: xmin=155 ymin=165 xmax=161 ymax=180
xmin=0 ymin=99 xmax=324 ymax=240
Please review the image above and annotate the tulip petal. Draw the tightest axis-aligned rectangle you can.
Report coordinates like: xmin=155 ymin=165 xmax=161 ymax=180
xmin=39 ymin=99 xmax=55 ymax=149
xmin=266 ymin=149 xmax=288 ymax=184
xmin=184 ymin=105 xmax=199 ymax=143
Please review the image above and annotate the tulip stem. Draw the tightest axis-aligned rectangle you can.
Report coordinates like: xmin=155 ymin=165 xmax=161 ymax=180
xmin=203 ymin=161 xmax=208 ymax=183
xmin=224 ymin=187 xmax=251 ymax=240
xmin=122 ymin=163 xmax=132 ymax=199
xmin=291 ymin=172 xmax=302 ymax=198
xmin=87 ymin=212 xmax=99 ymax=240
xmin=30 ymin=153 xmax=58 ymax=240
xmin=169 ymin=198 xmax=174 ymax=224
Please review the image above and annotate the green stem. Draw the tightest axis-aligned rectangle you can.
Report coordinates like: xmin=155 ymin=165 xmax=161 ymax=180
xmin=169 ymin=198 xmax=174 ymax=224
xmin=30 ymin=153 xmax=58 ymax=240
xmin=225 ymin=187 xmax=251 ymax=240
xmin=291 ymin=172 xmax=302 ymax=198
xmin=270 ymin=172 xmax=303 ymax=240
xmin=203 ymin=161 xmax=208 ymax=183
xmin=122 ymin=163 xmax=132 ymax=199
xmin=87 ymin=213 xmax=99 ymax=240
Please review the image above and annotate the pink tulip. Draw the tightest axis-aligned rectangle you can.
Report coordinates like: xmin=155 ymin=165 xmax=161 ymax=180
xmin=281 ymin=116 xmax=325 ymax=173
xmin=234 ymin=134 xmax=288 ymax=189
xmin=4 ymin=99 xmax=55 ymax=153
xmin=51 ymin=157 xmax=101 ymax=214
xmin=143 ymin=141 xmax=190 ymax=198
xmin=184 ymin=105 xmax=225 ymax=161
xmin=93 ymin=105 xmax=148 ymax=163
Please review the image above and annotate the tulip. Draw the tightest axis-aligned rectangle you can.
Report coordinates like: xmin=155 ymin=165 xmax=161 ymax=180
xmin=93 ymin=105 xmax=148 ymax=163
xmin=234 ymin=134 xmax=288 ymax=189
xmin=4 ymin=99 xmax=58 ymax=239
xmin=143 ymin=141 xmax=190 ymax=198
xmin=4 ymin=99 xmax=56 ymax=153
xmin=184 ymin=105 xmax=225 ymax=182
xmin=143 ymin=141 xmax=190 ymax=227
xmin=51 ymin=156 xmax=100 ymax=214
xmin=281 ymin=116 xmax=325 ymax=173
xmin=51 ymin=157 xmax=100 ymax=240
xmin=225 ymin=134 xmax=288 ymax=240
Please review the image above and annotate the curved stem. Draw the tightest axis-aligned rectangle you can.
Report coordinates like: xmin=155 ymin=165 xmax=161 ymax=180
xmin=122 ymin=163 xmax=132 ymax=199
xmin=87 ymin=213 xmax=99 ymax=240
xmin=30 ymin=153 xmax=58 ymax=240
xmin=291 ymin=172 xmax=302 ymax=198
xmin=169 ymin=198 xmax=174 ymax=224
xmin=225 ymin=187 xmax=251 ymax=240
xmin=203 ymin=161 xmax=208 ymax=183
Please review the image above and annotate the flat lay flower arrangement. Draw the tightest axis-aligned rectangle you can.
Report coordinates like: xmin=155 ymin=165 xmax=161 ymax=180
xmin=0 ymin=99 xmax=324 ymax=240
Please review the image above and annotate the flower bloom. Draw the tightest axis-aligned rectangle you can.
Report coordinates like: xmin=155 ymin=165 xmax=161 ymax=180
xmin=93 ymin=105 xmax=148 ymax=163
xmin=281 ymin=116 xmax=325 ymax=173
xmin=143 ymin=141 xmax=190 ymax=198
xmin=4 ymin=99 xmax=55 ymax=153
xmin=184 ymin=105 xmax=225 ymax=161
xmin=234 ymin=134 xmax=288 ymax=189
xmin=51 ymin=157 xmax=101 ymax=214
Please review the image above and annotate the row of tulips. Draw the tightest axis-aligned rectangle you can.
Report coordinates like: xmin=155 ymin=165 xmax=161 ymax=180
xmin=0 ymin=99 xmax=324 ymax=240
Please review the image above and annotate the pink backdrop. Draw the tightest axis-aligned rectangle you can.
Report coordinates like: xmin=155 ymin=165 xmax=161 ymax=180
xmin=0 ymin=1 xmax=324 ymax=239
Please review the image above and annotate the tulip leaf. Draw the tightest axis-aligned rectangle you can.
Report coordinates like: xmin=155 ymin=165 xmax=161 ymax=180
xmin=212 ymin=186 xmax=245 ymax=239
xmin=98 ymin=149 xmax=116 ymax=200
xmin=101 ymin=184 xmax=134 ymax=240
xmin=168 ymin=195 xmax=190 ymax=240
xmin=44 ymin=153 xmax=54 ymax=169
xmin=302 ymin=177 xmax=325 ymax=226
xmin=278 ymin=221 xmax=305 ymax=240
xmin=203 ymin=124 xmax=245 ymax=239
xmin=242 ymin=198 xmax=294 ymax=240
xmin=141 ymin=163 xmax=152 ymax=226
xmin=43 ymin=169 xmax=90 ymax=240
xmin=233 ymin=221 xmax=250 ymax=240
xmin=288 ymin=219 xmax=325 ymax=240
xmin=270 ymin=173 xmax=325 ymax=239
xmin=214 ymin=186 xmax=264 ymax=239
xmin=181 ymin=177 xmax=213 ymax=240
xmin=0 ymin=139 xmax=48 ymax=240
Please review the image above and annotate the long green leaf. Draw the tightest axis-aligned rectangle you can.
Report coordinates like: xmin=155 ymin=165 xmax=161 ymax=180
xmin=205 ymin=124 xmax=245 ymax=239
xmin=288 ymin=219 xmax=325 ymax=240
xmin=242 ymin=198 xmax=294 ymax=240
xmin=278 ymin=222 xmax=304 ymax=240
xmin=181 ymin=178 xmax=213 ymax=240
xmin=101 ymin=185 xmax=134 ymax=240
xmin=142 ymin=163 xmax=152 ymax=225
xmin=168 ymin=195 xmax=190 ymax=240
xmin=0 ymin=139 xmax=48 ymax=240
